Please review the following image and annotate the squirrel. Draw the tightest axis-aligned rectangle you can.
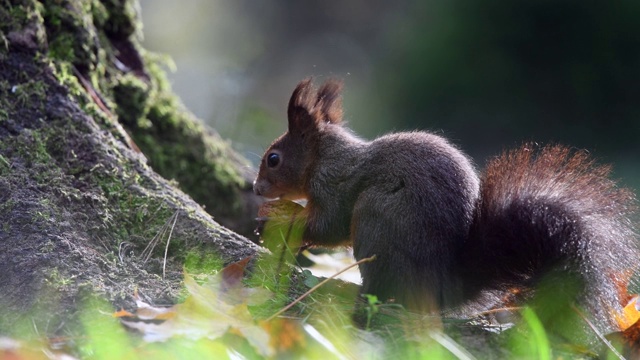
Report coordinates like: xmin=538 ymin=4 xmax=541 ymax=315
xmin=253 ymin=78 xmax=639 ymax=334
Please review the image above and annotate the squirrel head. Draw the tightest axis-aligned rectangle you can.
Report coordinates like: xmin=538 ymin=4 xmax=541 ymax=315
xmin=253 ymin=78 xmax=344 ymax=200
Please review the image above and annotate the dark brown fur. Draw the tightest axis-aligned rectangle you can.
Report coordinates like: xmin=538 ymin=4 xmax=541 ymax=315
xmin=254 ymin=79 xmax=639 ymax=332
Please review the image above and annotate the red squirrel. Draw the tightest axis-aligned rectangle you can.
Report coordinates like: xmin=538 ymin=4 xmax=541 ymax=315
xmin=253 ymin=78 xmax=639 ymax=333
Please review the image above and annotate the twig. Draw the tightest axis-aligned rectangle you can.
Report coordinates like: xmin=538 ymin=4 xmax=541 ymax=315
xmin=140 ymin=206 xmax=176 ymax=263
xmin=162 ymin=211 xmax=179 ymax=279
xmin=140 ymin=213 xmax=170 ymax=263
xmin=571 ymin=304 xmax=625 ymax=360
xmin=266 ymin=255 xmax=376 ymax=322
xmin=475 ymin=306 xmax=523 ymax=316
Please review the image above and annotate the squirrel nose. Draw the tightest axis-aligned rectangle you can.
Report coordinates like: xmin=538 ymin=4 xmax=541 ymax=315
xmin=253 ymin=180 xmax=261 ymax=196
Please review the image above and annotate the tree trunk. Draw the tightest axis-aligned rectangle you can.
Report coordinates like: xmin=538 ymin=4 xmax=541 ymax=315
xmin=0 ymin=0 xmax=262 ymax=333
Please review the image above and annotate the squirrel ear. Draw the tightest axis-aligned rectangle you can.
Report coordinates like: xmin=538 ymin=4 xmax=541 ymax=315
xmin=287 ymin=78 xmax=317 ymax=135
xmin=315 ymin=79 xmax=343 ymax=125
xmin=287 ymin=78 xmax=344 ymax=135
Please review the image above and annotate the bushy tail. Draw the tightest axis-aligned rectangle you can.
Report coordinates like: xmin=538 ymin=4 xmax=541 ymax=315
xmin=463 ymin=144 xmax=639 ymax=332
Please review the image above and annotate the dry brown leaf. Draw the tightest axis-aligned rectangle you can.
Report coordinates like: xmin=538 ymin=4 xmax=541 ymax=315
xmin=112 ymin=308 xmax=135 ymax=318
xmin=262 ymin=318 xmax=306 ymax=353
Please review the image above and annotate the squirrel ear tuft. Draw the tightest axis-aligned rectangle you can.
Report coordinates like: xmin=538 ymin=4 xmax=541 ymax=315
xmin=316 ymin=79 xmax=343 ymax=125
xmin=287 ymin=78 xmax=344 ymax=135
xmin=287 ymin=78 xmax=316 ymax=134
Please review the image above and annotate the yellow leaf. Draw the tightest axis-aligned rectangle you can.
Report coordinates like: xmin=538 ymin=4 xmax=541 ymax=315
xmin=615 ymin=295 xmax=640 ymax=330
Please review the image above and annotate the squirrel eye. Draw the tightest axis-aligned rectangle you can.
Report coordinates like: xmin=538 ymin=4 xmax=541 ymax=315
xmin=267 ymin=152 xmax=280 ymax=168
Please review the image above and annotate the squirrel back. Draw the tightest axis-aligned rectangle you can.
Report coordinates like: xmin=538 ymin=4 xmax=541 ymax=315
xmin=254 ymin=79 xmax=639 ymax=334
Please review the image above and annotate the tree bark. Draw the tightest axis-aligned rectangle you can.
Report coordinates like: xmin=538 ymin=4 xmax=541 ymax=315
xmin=0 ymin=0 xmax=262 ymax=333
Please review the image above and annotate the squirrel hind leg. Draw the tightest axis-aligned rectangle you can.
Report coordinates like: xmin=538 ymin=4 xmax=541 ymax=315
xmin=351 ymin=195 xmax=461 ymax=313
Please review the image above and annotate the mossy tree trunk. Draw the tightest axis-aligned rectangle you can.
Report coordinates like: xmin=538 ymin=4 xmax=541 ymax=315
xmin=0 ymin=0 xmax=262 ymax=334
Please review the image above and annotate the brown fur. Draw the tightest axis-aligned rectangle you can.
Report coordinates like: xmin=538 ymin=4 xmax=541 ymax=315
xmin=254 ymin=79 xmax=639 ymax=332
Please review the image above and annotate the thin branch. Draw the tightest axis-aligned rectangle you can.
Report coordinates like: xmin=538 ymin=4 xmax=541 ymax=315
xmin=162 ymin=211 xmax=179 ymax=279
xmin=474 ymin=306 xmax=523 ymax=316
xmin=571 ymin=304 xmax=625 ymax=360
xmin=140 ymin=211 xmax=171 ymax=263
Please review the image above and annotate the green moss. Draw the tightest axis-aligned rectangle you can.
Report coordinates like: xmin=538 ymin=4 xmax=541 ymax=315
xmin=38 ymin=0 xmax=115 ymax=125
xmin=15 ymin=130 xmax=52 ymax=166
xmin=13 ymin=79 xmax=48 ymax=108
xmin=101 ymin=0 xmax=140 ymax=39
xmin=0 ymin=80 xmax=9 ymax=110
xmin=0 ymin=154 xmax=10 ymax=175
xmin=44 ymin=1 xmax=246 ymax=212
xmin=0 ymin=0 xmax=44 ymax=40
xmin=184 ymin=249 xmax=224 ymax=274
xmin=50 ymin=61 xmax=82 ymax=96
xmin=0 ymin=198 xmax=15 ymax=216
xmin=49 ymin=60 xmax=126 ymax=143
xmin=0 ymin=130 xmax=72 ymax=251
xmin=140 ymin=91 xmax=247 ymax=204
xmin=106 ymin=56 xmax=250 ymax=220
xmin=8 ymin=0 xmax=251 ymax=239
xmin=50 ymin=63 xmax=112 ymax=140
xmin=10 ymin=0 xmax=254 ymax=231
xmin=41 ymin=0 xmax=99 ymax=68
xmin=48 ymin=31 xmax=76 ymax=62
xmin=89 ymin=0 xmax=109 ymax=28
xmin=38 ymin=238 xmax=56 ymax=254
xmin=3 ymin=117 xmax=181 ymax=255
xmin=112 ymin=73 xmax=150 ymax=127
xmin=0 ymin=73 xmax=48 ymax=116
xmin=92 ymin=166 xmax=182 ymax=251
xmin=45 ymin=267 xmax=76 ymax=289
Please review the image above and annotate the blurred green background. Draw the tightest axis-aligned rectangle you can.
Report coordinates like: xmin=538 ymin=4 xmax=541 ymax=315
xmin=139 ymin=0 xmax=640 ymax=190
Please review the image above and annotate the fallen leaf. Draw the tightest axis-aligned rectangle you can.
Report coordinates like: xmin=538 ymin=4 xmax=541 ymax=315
xmin=262 ymin=318 xmax=306 ymax=353
xmin=118 ymin=257 xmax=274 ymax=357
